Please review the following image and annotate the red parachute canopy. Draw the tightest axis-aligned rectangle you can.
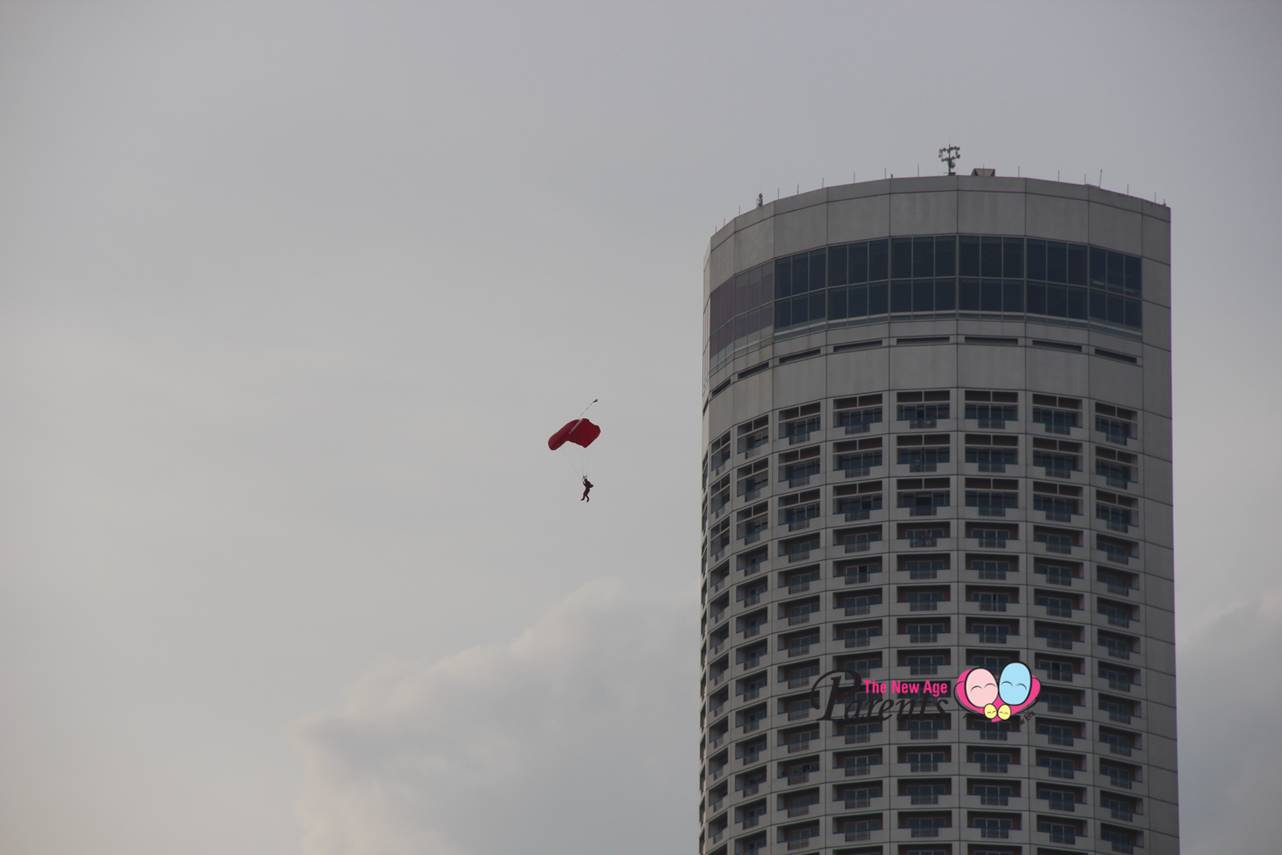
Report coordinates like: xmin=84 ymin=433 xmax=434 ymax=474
xmin=548 ymin=418 xmax=601 ymax=451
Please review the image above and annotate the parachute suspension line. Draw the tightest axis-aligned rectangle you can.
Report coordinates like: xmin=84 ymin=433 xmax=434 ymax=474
xmin=569 ymin=398 xmax=598 ymax=481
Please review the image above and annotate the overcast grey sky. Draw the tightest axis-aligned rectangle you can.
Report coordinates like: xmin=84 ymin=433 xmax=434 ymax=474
xmin=2 ymin=1 xmax=1280 ymax=853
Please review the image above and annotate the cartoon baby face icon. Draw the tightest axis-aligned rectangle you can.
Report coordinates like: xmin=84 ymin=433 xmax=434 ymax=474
xmin=955 ymin=662 xmax=1040 ymax=721
xmin=963 ymin=668 xmax=998 ymax=708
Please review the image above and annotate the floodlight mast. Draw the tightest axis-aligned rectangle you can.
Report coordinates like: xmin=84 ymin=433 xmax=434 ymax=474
xmin=938 ymin=144 xmax=960 ymax=176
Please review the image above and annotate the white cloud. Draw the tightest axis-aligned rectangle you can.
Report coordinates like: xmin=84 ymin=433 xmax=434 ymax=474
xmin=293 ymin=579 xmax=699 ymax=855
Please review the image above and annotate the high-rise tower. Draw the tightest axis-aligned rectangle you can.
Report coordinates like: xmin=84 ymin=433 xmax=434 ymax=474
xmin=699 ymin=175 xmax=1177 ymax=855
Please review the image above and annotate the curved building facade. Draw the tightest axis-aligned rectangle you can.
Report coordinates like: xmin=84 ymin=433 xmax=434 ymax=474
xmin=699 ymin=176 xmax=1177 ymax=855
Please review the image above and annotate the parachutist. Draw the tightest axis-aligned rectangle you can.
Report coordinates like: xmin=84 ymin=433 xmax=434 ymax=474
xmin=580 ymin=476 xmax=594 ymax=502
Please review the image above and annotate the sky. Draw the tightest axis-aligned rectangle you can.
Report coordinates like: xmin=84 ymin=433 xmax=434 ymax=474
xmin=2 ymin=1 xmax=1281 ymax=853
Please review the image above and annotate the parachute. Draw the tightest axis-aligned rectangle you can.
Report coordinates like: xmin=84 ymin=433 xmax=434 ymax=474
xmin=547 ymin=418 xmax=601 ymax=450
xmin=548 ymin=399 xmax=600 ymax=492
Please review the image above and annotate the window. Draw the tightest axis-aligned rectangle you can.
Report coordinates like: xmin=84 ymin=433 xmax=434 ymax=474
xmin=1034 ymin=558 xmax=1081 ymax=586
xmin=1037 ymin=816 xmax=1085 ymax=844
xmin=779 ymin=595 xmax=820 ymax=627
xmin=900 ymin=617 xmax=949 ymax=644
xmin=897 ymin=391 xmax=951 ymax=427
xmin=967 ymin=617 xmax=1017 ymax=645
xmin=708 ymin=236 xmax=1144 ymax=367
xmin=1099 ymin=629 xmax=1138 ymax=660
xmin=1098 ymin=597 xmax=1139 ymax=627
xmin=1034 ymin=525 xmax=1081 ymax=554
xmin=736 ymin=501 xmax=769 ymax=544
xmin=1035 ymin=621 xmax=1083 ymax=650
xmin=898 ymin=477 xmax=951 ymax=515
xmin=967 ymin=554 xmax=1017 ymax=580
xmin=709 ymin=473 xmax=731 ymax=518
xmin=900 ymin=746 xmax=949 ymax=773
xmin=968 ymin=779 xmax=1018 ymax=806
xmin=779 ymin=532 xmax=819 ymax=564
xmin=968 ymin=813 xmax=1017 ymax=839
xmin=834 ymin=588 xmax=883 ymax=616
xmin=1032 ymin=394 xmax=1082 ymax=434
xmin=901 ymin=779 xmax=949 ymax=805
xmin=899 ymin=585 xmax=949 ymax=611
xmin=710 ymin=431 xmax=732 ymax=472
xmin=834 ymin=394 xmax=883 ymax=433
xmin=967 ymin=522 xmax=1018 ymax=548
xmin=835 ymin=480 xmax=883 ymax=520
xmin=1100 ymin=824 xmax=1142 ymax=853
xmin=737 ymin=458 xmax=770 ymax=501
xmin=899 ymin=522 xmax=950 ymax=547
xmin=779 ymin=563 xmax=821 ymax=594
xmin=1033 ymin=438 xmax=1081 ymax=478
xmin=898 ymin=433 xmax=951 ymax=471
xmin=779 ymin=445 xmax=821 ymax=486
xmin=774 ymin=249 xmax=828 ymax=330
xmin=1035 ymin=589 xmax=1081 ymax=618
xmin=965 ymin=477 xmax=1020 ymax=516
xmin=964 ymin=390 xmax=1019 ymax=427
xmin=901 ymin=651 xmax=949 ymax=676
xmin=1095 ymin=402 xmax=1137 ymax=445
xmin=1097 ymin=490 xmax=1139 ymax=532
xmin=1100 ymin=758 xmax=1141 ymax=789
xmin=835 ymin=557 xmax=883 ymax=585
xmin=834 ymin=748 xmax=882 ymax=777
xmin=1036 ymin=717 xmax=1082 ymax=746
xmin=1035 ymin=653 xmax=1081 ymax=683
xmin=1100 ymin=790 xmax=1141 ymax=821
xmin=778 ymin=660 xmax=822 ymax=689
xmin=780 ymin=402 xmax=822 ymax=444
xmin=779 ymin=627 xmax=821 ymax=658
xmin=966 ymin=648 xmax=1017 ymax=672
xmin=737 ymin=416 xmax=769 ymax=456
xmin=710 ymin=518 xmax=730 ymax=560
xmin=833 ymin=812 xmax=883 ymax=841
xmin=837 ymin=524 xmax=883 ymax=553
xmin=1096 ymin=446 xmax=1138 ymax=488
xmin=1037 ymin=750 xmax=1080 ymax=779
xmin=1099 ymin=662 xmax=1140 ymax=692
xmin=901 ymin=810 xmax=950 ymax=837
xmin=967 ymin=586 xmax=1016 ymax=612
xmin=900 ymin=554 xmax=950 ymax=580
xmin=778 ymin=489 xmax=820 ymax=531
xmin=835 ymin=437 xmax=884 ymax=477
xmin=1097 ymin=566 xmax=1139 ymax=596
xmin=964 ymin=433 xmax=1019 ymax=472
xmin=1032 ymin=481 xmax=1081 ymax=521
xmin=736 ymin=671 xmax=768 ymax=702
xmin=834 ymin=620 xmax=883 ymax=649
xmin=968 ymin=747 xmax=1018 ymax=774
xmin=1037 ymin=782 xmax=1084 ymax=812
xmin=1097 ymin=534 xmax=1139 ymax=564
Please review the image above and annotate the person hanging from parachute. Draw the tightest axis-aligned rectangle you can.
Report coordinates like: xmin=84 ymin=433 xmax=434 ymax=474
xmin=547 ymin=398 xmax=600 ymax=502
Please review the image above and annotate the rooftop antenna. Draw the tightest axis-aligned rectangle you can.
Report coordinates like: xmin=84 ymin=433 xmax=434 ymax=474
xmin=1099 ymin=169 xmax=1103 ymax=187
xmin=938 ymin=144 xmax=960 ymax=176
